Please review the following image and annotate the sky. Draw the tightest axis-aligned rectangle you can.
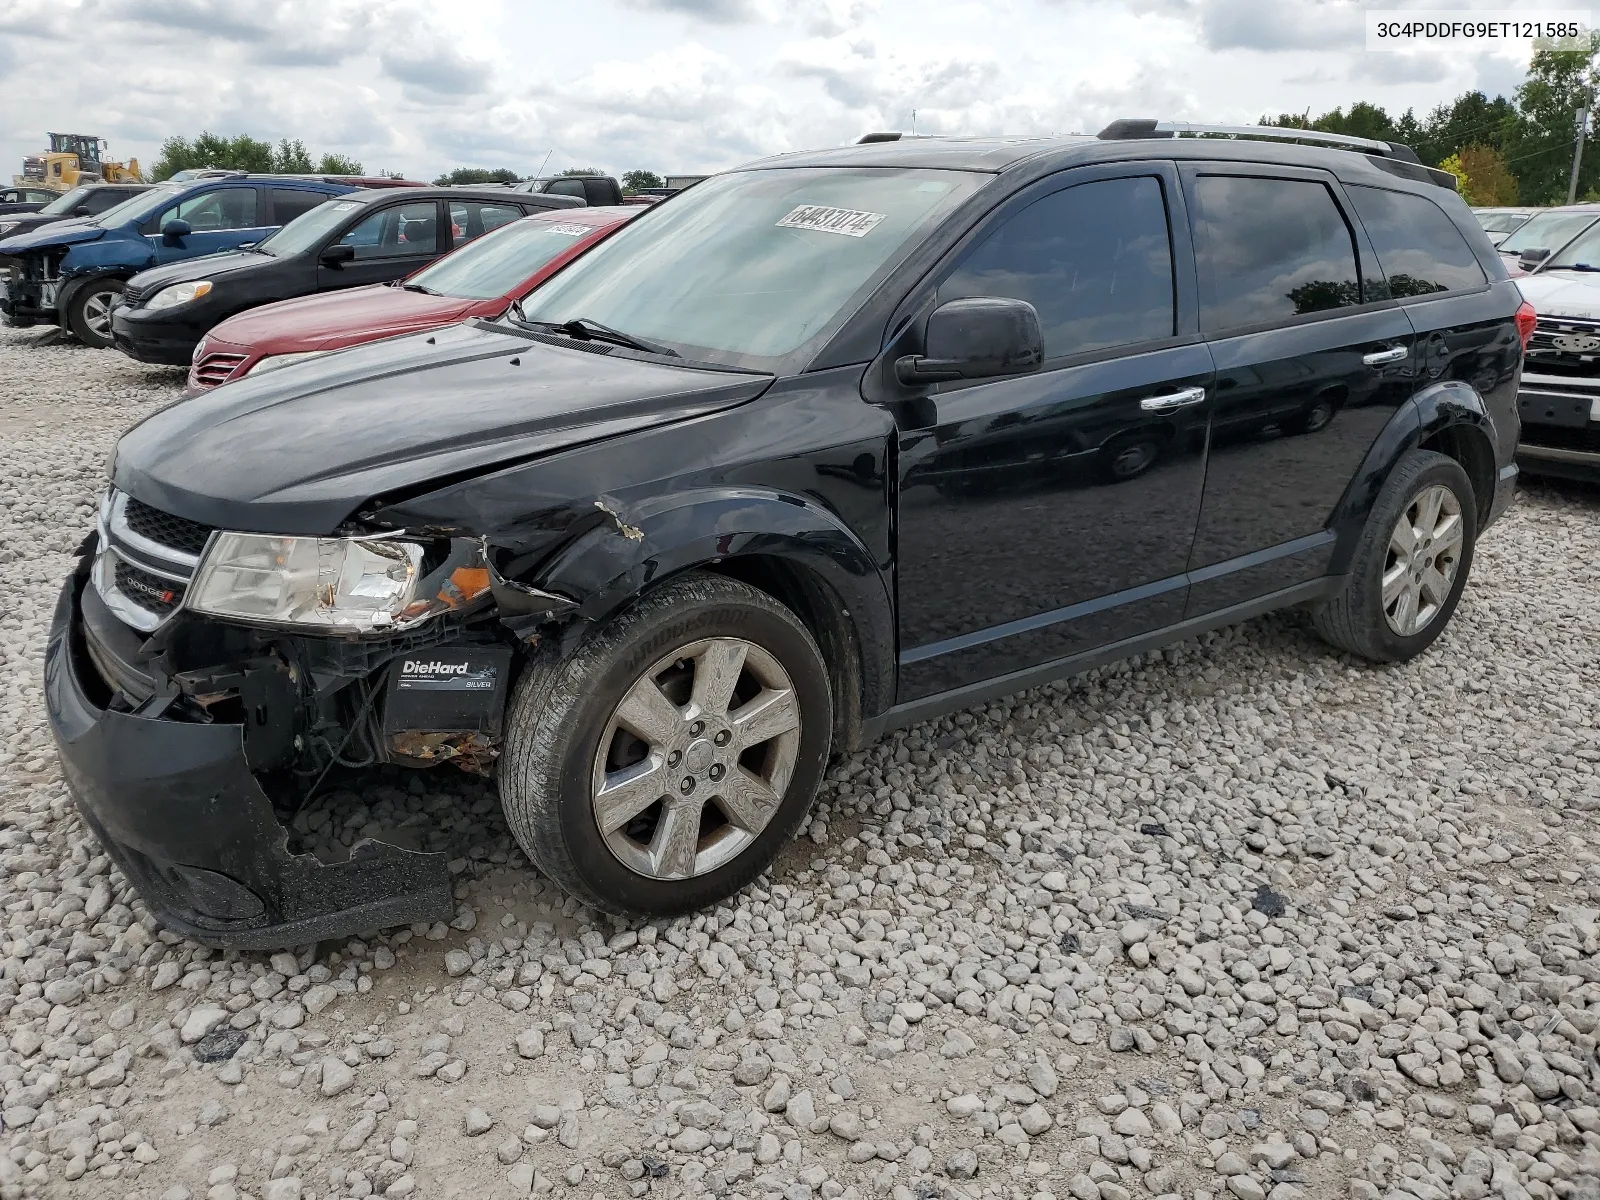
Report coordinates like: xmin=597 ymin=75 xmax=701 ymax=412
xmin=0 ymin=0 xmax=1545 ymax=184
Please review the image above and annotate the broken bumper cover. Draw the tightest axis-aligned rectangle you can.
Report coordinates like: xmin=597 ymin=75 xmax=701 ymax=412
xmin=45 ymin=571 xmax=455 ymax=949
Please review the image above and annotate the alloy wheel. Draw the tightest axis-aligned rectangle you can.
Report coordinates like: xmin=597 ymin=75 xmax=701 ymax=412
xmin=82 ymin=290 xmax=117 ymax=339
xmin=1381 ymin=483 xmax=1463 ymax=636
xmin=590 ymin=637 xmax=801 ymax=880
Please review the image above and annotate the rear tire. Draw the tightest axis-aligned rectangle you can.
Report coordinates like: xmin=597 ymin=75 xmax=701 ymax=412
xmin=66 ymin=279 xmax=123 ymax=348
xmin=1310 ymin=449 xmax=1476 ymax=662
xmin=499 ymin=572 xmax=832 ymax=917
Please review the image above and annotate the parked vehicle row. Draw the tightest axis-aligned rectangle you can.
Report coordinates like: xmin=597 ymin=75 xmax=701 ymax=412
xmin=40 ymin=119 xmax=1533 ymax=948
xmin=107 ymin=186 xmax=584 ymax=365
xmin=187 ymin=205 xmax=636 ymax=389
xmin=1471 ymin=205 xmax=1537 ymax=247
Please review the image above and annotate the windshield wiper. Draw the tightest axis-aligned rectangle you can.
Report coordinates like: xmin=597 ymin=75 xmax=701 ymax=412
xmin=402 ymin=282 xmax=440 ymax=295
xmin=1556 ymin=263 xmax=1600 ymax=272
xmin=524 ymin=316 xmax=679 ymax=357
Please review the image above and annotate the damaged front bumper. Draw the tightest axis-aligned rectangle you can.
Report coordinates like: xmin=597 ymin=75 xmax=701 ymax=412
xmin=45 ymin=569 xmax=455 ymax=949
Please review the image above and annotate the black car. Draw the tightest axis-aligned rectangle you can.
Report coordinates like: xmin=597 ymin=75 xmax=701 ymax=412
xmin=0 ymin=185 xmax=62 ymax=216
xmin=49 ymin=121 xmax=1529 ymax=947
xmin=109 ymin=186 xmax=584 ymax=364
xmin=0 ymin=182 xmax=150 ymax=239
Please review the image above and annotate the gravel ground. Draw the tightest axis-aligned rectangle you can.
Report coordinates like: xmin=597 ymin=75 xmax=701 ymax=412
xmin=1 ymin=322 xmax=1599 ymax=1200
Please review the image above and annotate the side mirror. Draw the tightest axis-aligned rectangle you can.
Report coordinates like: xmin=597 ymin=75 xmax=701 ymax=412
xmin=72 ymin=205 xmax=91 ymax=216
xmin=1518 ymin=247 xmax=1552 ymax=271
xmin=161 ymin=218 xmax=191 ymax=242
xmin=321 ymin=243 xmax=356 ymax=267
xmin=896 ymin=297 xmax=1044 ymax=385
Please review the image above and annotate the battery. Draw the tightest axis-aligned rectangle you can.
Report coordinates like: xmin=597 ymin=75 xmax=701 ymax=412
xmin=382 ymin=645 xmax=514 ymax=736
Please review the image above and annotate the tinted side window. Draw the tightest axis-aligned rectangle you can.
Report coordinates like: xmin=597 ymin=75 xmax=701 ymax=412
xmin=85 ymin=190 xmax=130 ymax=213
xmin=938 ymin=175 xmax=1175 ymax=359
xmin=448 ymin=201 xmax=524 ymax=246
xmin=272 ymin=188 xmax=328 ymax=225
xmin=1190 ymin=176 xmax=1360 ymax=332
xmin=158 ymin=188 xmax=260 ymax=232
xmin=1347 ymin=185 xmax=1487 ymax=298
xmin=545 ymin=179 xmax=587 ymax=199
xmin=337 ymin=201 xmax=440 ymax=258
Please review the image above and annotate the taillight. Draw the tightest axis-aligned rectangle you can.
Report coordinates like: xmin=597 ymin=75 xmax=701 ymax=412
xmin=1514 ymin=300 xmax=1536 ymax=351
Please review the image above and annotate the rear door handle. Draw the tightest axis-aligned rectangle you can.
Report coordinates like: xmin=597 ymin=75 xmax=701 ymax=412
xmin=1139 ymin=385 xmax=1207 ymax=413
xmin=1362 ymin=346 xmax=1408 ymax=366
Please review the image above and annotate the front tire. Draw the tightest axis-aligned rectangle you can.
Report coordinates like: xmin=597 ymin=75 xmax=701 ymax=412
xmin=1310 ymin=448 xmax=1476 ymax=662
xmin=66 ymin=279 xmax=123 ymax=348
xmin=500 ymin=572 xmax=832 ymax=917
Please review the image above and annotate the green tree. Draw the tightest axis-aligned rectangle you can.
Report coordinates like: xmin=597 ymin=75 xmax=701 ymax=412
xmin=1438 ymin=153 xmax=1471 ymax=194
xmin=316 ymin=153 xmax=365 ymax=175
xmin=272 ymin=139 xmax=314 ymax=174
xmin=151 ymin=132 xmax=361 ymax=180
xmin=1457 ymin=145 xmax=1519 ymax=205
xmin=621 ymin=169 xmax=663 ymax=194
xmin=1504 ymin=47 xmax=1600 ymax=203
xmin=431 ymin=167 xmax=520 ymax=186
xmin=555 ymin=167 xmax=603 ymax=177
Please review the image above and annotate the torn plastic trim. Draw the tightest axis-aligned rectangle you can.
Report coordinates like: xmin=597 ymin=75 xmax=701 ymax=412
xmin=484 ymin=535 xmax=580 ymax=641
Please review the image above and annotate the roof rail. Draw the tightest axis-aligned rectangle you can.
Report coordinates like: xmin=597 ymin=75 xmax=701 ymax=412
xmin=1098 ymin=118 xmax=1421 ymax=161
xmin=1095 ymin=118 xmax=1461 ymax=190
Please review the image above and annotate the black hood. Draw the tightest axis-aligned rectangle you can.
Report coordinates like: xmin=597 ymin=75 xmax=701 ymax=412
xmin=0 ymin=212 xmax=72 ymax=238
xmin=112 ymin=321 xmax=773 ymax=535
xmin=126 ymin=250 xmax=278 ymax=293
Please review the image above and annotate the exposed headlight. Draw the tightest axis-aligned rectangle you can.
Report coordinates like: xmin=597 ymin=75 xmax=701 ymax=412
xmin=0 ymin=221 xmax=18 ymax=236
xmin=146 ymin=280 xmax=213 ymax=311
xmin=189 ymin=534 xmax=428 ymax=631
xmin=246 ymin=350 xmax=327 ymax=376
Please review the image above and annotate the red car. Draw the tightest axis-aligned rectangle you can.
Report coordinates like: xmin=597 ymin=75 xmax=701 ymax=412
xmin=188 ymin=205 xmax=639 ymax=390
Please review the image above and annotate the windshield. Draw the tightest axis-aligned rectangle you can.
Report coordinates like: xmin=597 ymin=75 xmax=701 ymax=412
xmin=1501 ymin=211 xmax=1599 ymax=255
xmin=1546 ymin=223 xmax=1600 ymax=270
xmin=254 ymin=198 xmax=362 ymax=257
xmin=94 ymin=185 xmax=182 ymax=228
xmin=407 ymin=216 xmax=617 ymax=300
xmin=516 ymin=166 xmax=985 ymax=368
xmin=39 ymin=186 xmax=91 ymax=216
xmin=1475 ymin=212 xmax=1529 ymax=234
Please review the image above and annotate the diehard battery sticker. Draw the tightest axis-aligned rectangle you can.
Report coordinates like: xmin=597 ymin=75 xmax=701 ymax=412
xmin=383 ymin=646 xmax=513 ymax=735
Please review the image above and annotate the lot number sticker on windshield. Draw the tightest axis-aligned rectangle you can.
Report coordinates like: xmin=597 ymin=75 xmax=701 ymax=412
xmin=776 ymin=205 xmax=886 ymax=238
xmin=544 ymin=224 xmax=589 ymax=237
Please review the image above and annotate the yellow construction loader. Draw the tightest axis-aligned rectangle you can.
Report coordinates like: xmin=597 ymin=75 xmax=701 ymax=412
xmin=16 ymin=134 xmax=142 ymax=194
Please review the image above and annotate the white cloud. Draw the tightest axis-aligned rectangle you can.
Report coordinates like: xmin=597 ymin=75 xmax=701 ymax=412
xmin=0 ymin=0 xmax=1543 ymax=185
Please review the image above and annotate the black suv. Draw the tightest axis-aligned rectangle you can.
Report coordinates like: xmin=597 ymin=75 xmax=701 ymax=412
xmin=48 ymin=121 xmax=1529 ymax=947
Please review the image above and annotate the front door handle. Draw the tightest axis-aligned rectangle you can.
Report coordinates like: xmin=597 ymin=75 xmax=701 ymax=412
xmin=1362 ymin=346 xmax=1408 ymax=366
xmin=1139 ymin=385 xmax=1207 ymax=413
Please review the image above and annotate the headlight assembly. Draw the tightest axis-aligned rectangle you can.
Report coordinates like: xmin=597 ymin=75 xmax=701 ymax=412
xmin=146 ymin=280 xmax=213 ymax=311
xmin=246 ymin=350 xmax=327 ymax=376
xmin=187 ymin=533 xmax=492 ymax=633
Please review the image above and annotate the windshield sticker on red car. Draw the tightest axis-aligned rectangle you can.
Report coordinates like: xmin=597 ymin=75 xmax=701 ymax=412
xmin=543 ymin=224 xmax=590 ymax=237
xmin=776 ymin=205 xmax=886 ymax=238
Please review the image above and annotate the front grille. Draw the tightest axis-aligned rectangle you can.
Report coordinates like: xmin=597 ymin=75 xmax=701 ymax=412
xmin=91 ymin=489 xmax=206 ymax=633
xmin=191 ymin=353 xmax=247 ymax=389
xmin=124 ymin=495 xmax=214 ymax=555
xmin=112 ymin=559 xmax=184 ymax=616
xmin=121 ymin=278 xmax=164 ymax=306
xmin=1528 ymin=315 xmax=1600 ymax=369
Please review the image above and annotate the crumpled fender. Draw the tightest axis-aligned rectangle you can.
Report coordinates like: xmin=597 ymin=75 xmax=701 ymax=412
xmin=525 ymin=486 xmax=897 ymax=731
